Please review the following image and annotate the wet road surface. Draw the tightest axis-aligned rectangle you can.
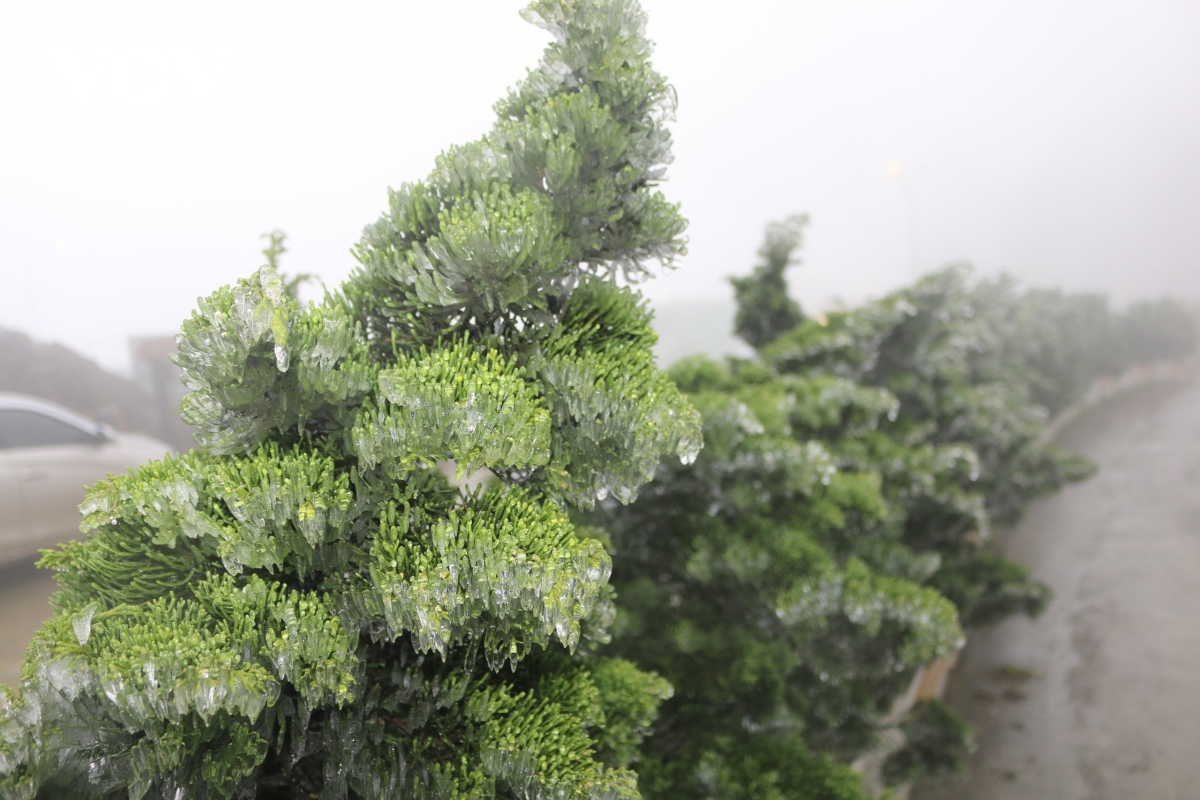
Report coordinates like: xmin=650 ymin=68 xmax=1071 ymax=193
xmin=913 ymin=376 xmax=1200 ymax=799
xmin=0 ymin=555 xmax=58 ymax=687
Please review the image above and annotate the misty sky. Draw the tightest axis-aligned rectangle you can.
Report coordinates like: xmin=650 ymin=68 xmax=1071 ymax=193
xmin=2 ymin=1 xmax=1198 ymax=375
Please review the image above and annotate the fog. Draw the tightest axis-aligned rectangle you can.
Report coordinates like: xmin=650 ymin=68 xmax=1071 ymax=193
xmin=1 ymin=0 xmax=1198 ymax=374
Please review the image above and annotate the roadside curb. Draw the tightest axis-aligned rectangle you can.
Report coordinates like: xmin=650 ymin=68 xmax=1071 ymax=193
xmin=1037 ymin=358 xmax=1198 ymax=447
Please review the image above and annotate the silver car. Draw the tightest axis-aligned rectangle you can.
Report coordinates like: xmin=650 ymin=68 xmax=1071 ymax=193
xmin=0 ymin=394 xmax=172 ymax=564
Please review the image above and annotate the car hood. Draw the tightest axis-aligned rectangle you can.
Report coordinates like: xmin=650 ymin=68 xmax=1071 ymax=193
xmin=107 ymin=431 xmax=176 ymax=462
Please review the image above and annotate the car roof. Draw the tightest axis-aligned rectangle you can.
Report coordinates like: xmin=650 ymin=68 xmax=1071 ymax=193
xmin=0 ymin=393 xmax=104 ymax=436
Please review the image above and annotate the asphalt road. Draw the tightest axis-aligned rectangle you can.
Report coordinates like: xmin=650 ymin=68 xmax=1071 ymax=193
xmin=913 ymin=376 xmax=1200 ymax=799
xmin=0 ymin=555 xmax=58 ymax=688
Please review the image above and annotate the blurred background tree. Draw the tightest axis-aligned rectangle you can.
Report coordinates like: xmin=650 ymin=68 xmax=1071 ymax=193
xmin=589 ymin=217 xmax=1197 ymax=796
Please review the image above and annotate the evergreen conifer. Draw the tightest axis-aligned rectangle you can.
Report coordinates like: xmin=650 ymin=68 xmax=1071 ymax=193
xmin=729 ymin=215 xmax=807 ymax=350
xmin=0 ymin=3 xmax=700 ymax=798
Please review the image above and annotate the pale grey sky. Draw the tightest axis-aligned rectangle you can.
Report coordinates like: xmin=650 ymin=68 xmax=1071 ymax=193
xmin=2 ymin=1 xmax=1198 ymax=374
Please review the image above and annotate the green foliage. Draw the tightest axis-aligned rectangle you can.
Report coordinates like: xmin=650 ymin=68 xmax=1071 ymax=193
xmin=362 ymin=484 xmax=611 ymax=667
xmin=353 ymin=341 xmax=551 ymax=481
xmin=346 ymin=0 xmax=686 ymax=357
xmin=0 ymin=3 xmax=698 ymax=799
xmin=931 ymin=552 xmax=1052 ymax=629
xmin=587 ymin=659 xmax=672 ymax=770
xmin=730 ymin=215 xmax=808 ymax=349
xmin=639 ymin=731 xmax=869 ymax=800
xmin=175 ymin=270 xmax=376 ymax=454
xmin=881 ymin=700 xmax=974 ymax=786
xmin=261 ymin=230 xmax=315 ymax=302
xmin=536 ymin=280 xmax=701 ymax=508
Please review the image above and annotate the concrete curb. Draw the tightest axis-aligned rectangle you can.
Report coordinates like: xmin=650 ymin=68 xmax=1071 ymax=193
xmin=1036 ymin=358 xmax=1198 ymax=447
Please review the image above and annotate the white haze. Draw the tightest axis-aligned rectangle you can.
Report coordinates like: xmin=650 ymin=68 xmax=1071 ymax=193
xmin=1 ymin=1 xmax=1198 ymax=374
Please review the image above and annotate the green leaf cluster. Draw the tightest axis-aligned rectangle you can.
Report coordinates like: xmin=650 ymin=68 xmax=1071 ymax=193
xmin=346 ymin=0 xmax=686 ymax=357
xmin=880 ymin=700 xmax=974 ymax=786
xmin=730 ymin=215 xmax=807 ymax=349
xmin=176 ymin=271 xmax=377 ymax=455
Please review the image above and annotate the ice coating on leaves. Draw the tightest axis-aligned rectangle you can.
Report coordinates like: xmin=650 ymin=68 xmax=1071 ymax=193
xmin=534 ymin=278 xmax=702 ymax=508
xmin=205 ymin=444 xmax=355 ymax=575
xmin=194 ymin=574 xmax=359 ymax=706
xmin=18 ymin=598 xmax=280 ymax=736
xmin=780 ymin=374 xmax=900 ymax=439
xmin=347 ymin=0 xmax=687 ymax=349
xmin=403 ymin=186 xmax=573 ymax=313
xmin=70 ymin=604 xmax=98 ymax=647
xmin=174 ymin=267 xmax=294 ymax=453
xmin=175 ymin=268 xmax=375 ymax=455
xmin=78 ymin=452 xmax=222 ymax=547
xmin=583 ymin=342 xmax=983 ymax=796
xmin=777 ymin=558 xmax=963 ymax=675
xmin=583 ymin=215 xmax=1162 ymax=796
xmin=68 ymin=445 xmax=359 ymax=584
xmin=365 ymin=487 xmax=610 ymax=669
xmin=352 ymin=342 xmax=551 ymax=479
xmin=759 ymin=263 xmax=1100 ymax=533
xmin=538 ymin=349 xmax=701 ymax=507
xmin=1 ymin=574 xmax=359 ymax=797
